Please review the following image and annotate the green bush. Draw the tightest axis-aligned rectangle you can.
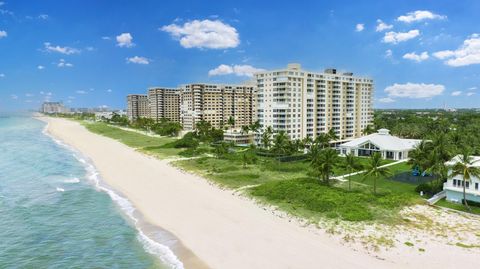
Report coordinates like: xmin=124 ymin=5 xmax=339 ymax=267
xmin=415 ymin=183 xmax=432 ymax=194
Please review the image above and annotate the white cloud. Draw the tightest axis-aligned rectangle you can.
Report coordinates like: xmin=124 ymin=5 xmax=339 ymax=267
xmin=208 ymin=64 xmax=264 ymax=77
xmin=403 ymin=51 xmax=429 ymax=62
xmin=432 ymin=34 xmax=480 ymax=67
xmin=451 ymin=91 xmax=462 ymax=96
xmin=37 ymin=65 xmax=45 ymax=70
xmin=384 ymin=83 xmax=445 ymax=99
xmin=469 ymin=87 xmax=477 ymax=90
xmin=161 ymin=19 xmax=240 ymax=49
xmin=467 ymin=92 xmax=476 ymax=96
xmin=116 ymin=33 xmax=134 ymax=48
xmin=76 ymin=90 xmax=87 ymax=94
xmin=126 ymin=56 xmax=150 ymax=64
xmin=102 ymin=36 xmax=111 ymax=40
xmin=0 ymin=30 xmax=7 ymax=38
xmin=10 ymin=94 xmax=18 ymax=99
xmin=44 ymin=42 xmax=80 ymax=55
xmin=397 ymin=10 xmax=446 ymax=23
xmin=378 ymin=97 xmax=395 ymax=103
xmin=38 ymin=14 xmax=49 ymax=20
xmin=385 ymin=49 xmax=393 ymax=58
xmin=383 ymin=30 xmax=420 ymax=44
xmin=376 ymin=19 xmax=393 ymax=32
xmin=0 ymin=73 xmax=5 ymax=78
xmin=355 ymin=23 xmax=364 ymax=32
xmin=107 ymin=89 xmax=112 ymax=93
xmin=57 ymin=59 xmax=73 ymax=67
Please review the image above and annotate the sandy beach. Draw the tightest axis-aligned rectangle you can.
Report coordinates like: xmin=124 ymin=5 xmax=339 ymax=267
xmin=40 ymin=117 xmax=479 ymax=269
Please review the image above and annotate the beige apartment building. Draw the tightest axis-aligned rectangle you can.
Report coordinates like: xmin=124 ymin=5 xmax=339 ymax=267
xmin=256 ymin=63 xmax=373 ymax=141
xmin=179 ymin=83 xmax=256 ymax=130
xmin=148 ymin=87 xmax=180 ymax=122
xmin=127 ymin=94 xmax=149 ymax=121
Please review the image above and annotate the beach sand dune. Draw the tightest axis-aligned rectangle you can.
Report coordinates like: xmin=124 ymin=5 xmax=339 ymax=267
xmin=41 ymin=117 xmax=465 ymax=269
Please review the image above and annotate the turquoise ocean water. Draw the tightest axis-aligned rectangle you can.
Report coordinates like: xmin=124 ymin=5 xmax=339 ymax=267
xmin=0 ymin=116 xmax=182 ymax=268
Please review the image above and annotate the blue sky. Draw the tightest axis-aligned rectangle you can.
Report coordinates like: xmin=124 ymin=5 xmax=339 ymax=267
xmin=1 ymin=0 xmax=479 ymax=111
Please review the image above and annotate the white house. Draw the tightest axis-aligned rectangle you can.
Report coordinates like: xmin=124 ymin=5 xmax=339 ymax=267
xmin=223 ymin=129 xmax=253 ymax=145
xmin=337 ymin=129 xmax=421 ymax=160
xmin=444 ymin=155 xmax=480 ymax=203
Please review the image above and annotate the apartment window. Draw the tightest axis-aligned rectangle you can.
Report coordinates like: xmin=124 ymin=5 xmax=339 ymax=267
xmin=453 ymin=179 xmax=457 ymax=186
xmin=476 ymin=183 xmax=479 ymax=190
xmin=466 ymin=181 xmax=470 ymax=189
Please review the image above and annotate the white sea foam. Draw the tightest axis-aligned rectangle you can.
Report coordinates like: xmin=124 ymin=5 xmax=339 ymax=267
xmin=42 ymin=121 xmax=184 ymax=269
xmin=56 ymin=187 xmax=65 ymax=192
xmin=64 ymin=177 xmax=80 ymax=183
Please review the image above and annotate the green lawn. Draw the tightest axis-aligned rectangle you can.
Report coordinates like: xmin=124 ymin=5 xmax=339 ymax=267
xmin=83 ymin=122 xmax=182 ymax=158
xmin=436 ymin=198 xmax=480 ymax=215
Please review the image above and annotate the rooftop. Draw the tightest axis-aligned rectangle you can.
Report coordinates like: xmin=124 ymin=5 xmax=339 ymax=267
xmin=340 ymin=129 xmax=421 ymax=151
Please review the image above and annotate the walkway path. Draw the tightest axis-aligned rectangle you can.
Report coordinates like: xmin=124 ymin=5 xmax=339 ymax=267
xmin=332 ymin=158 xmax=409 ymax=182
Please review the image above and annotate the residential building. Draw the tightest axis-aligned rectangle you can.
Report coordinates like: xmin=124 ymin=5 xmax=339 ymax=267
xmin=444 ymin=155 xmax=480 ymax=203
xmin=255 ymin=63 xmax=373 ymax=141
xmin=41 ymin=102 xmax=68 ymax=114
xmin=337 ymin=129 xmax=421 ymax=160
xmin=148 ymin=87 xmax=181 ymax=122
xmin=127 ymin=94 xmax=149 ymax=121
xmin=223 ymin=129 xmax=254 ymax=145
xmin=180 ymin=83 xmax=255 ymax=130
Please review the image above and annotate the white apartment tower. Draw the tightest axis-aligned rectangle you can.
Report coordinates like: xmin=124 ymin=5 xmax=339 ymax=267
xmin=256 ymin=64 xmax=373 ymax=140
xmin=180 ymin=83 xmax=256 ymax=130
xmin=148 ymin=87 xmax=180 ymax=122
xmin=127 ymin=94 xmax=149 ymax=121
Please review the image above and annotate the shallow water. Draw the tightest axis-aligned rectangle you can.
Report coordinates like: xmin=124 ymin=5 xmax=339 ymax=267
xmin=0 ymin=116 xmax=178 ymax=268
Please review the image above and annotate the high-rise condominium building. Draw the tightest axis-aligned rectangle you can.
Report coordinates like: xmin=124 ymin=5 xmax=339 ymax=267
xmin=127 ymin=94 xmax=149 ymax=121
xmin=41 ymin=102 xmax=68 ymax=114
xmin=148 ymin=87 xmax=180 ymax=122
xmin=180 ymin=83 xmax=256 ymax=130
xmin=256 ymin=63 xmax=373 ymax=141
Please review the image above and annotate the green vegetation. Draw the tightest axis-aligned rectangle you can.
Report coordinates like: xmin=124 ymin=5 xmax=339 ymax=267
xmin=249 ymin=178 xmax=413 ymax=222
xmin=436 ymin=199 xmax=480 ymax=215
xmin=83 ymin=122 xmax=182 ymax=158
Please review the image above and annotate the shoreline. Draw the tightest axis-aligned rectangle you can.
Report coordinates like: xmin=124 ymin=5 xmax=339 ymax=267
xmin=37 ymin=116 xmax=455 ymax=269
xmin=36 ymin=116 xmax=207 ymax=269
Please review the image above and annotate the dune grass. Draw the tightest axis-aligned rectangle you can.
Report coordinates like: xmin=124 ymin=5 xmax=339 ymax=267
xmin=436 ymin=199 xmax=480 ymax=215
xmin=83 ymin=122 xmax=182 ymax=158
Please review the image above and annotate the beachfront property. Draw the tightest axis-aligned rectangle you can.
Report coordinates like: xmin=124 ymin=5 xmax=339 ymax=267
xmin=41 ymin=102 xmax=69 ymax=114
xmin=148 ymin=87 xmax=181 ymax=122
xmin=223 ymin=129 xmax=254 ymax=145
xmin=179 ymin=83 xmax=256 ymax=130
xmin=337 ymin=129 xmax=421 ymax=160
xmin=127 ymin=94 xmax=149 ymax=121
xmin=255 ymin=63 xmax=373 ymax=141
xmin=444 ymin=155 xmax=480 ymax=203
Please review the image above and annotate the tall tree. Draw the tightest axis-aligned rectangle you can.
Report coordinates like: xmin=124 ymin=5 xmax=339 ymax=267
xmin=341 ymin=153 xmax=363 ymax=191
xmin=363 ymin=152 xmax=391 ymax=194
xmin=310 ymin=148 xmax=339 ymax=185
xmin=227 ymin=116 xmax=235 ymax=130
xmin=314 ymin=133 xmax=331 ymax=149
xmin=249 ymin=120 xmax=261 ymax=134
xmin=450 ymin=152 xmax=480 ymax=211
xmin=261 ymin=127 xmax=273 ymax=149
xmin=327 ymin=128 xmax=339 ymax=141
xmin=241 ymin=125 xmax=250 ymax=135
xmin=271 ymin=131 xmax=289 ymax=156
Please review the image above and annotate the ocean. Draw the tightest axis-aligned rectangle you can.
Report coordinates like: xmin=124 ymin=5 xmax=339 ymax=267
xmin=0 ymin=116 xmax=181 ymax=268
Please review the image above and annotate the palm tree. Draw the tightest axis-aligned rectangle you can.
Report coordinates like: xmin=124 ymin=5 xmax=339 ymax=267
xmin=310 ymin=148 xmax=339 ymax=185
xmin=327 ymin=128 xmax=339 ymax=141
xmin=363 ymin=125 xmax=375 ymax=135
xmin=249 ymin=120 xmax=261 ymax=134
xmin=314 ymin=133 xmax=331 ymax=149
xmin=363 ymin=152 xmax=391 ymax=194
xmin=241 ymin=125 xmax=250 ymax=135
xmin=271 ymin=131 xmax=289 ymax=156
xmin=302 ymin=136 xmax=313 ymax=149
xmin=408 ymin=140 xmax=432 ymax=174
xmin=450 ymin=152 xmax=480 ymax=211
xmin=341 ymin=153 xmax=363 ymax=191
xmin=227 ymin=116 xmax=235 ymax=130
xmin=261 ymin=127 xmax=273 ymax=149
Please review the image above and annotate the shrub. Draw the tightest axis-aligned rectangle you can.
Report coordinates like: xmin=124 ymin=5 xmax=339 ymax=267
xmin=415 ymin=183 xmax=432 ymax=194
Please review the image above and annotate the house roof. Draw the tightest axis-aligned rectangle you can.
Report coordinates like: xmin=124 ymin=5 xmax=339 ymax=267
xmin=339 ymin=129 xmax=421 ymax=151
xmin=445 ymin=155 xmax=480 ymax=167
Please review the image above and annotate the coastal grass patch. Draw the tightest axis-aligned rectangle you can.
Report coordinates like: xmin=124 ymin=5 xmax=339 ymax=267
xmin=436 ymin=198 xmax=480 ymax=215
xmin=249 ymin=178 xmax=415 ymax=222
xmin=173 ymin=155 xmax=309 ymax=189
xmin=83 ymin=122 xmax=182 ymax=158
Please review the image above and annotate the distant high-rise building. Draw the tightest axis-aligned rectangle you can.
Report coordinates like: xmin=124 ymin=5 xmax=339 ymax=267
xmin=148 ymin=87 xmax=180 ymax=122
xmin=127 ymin=94 xmax=149 ymax=121
xmin=255 ymin=63 xmax=373 ymax=140
xmin=179 ymin=83 xmax=256 ymax=130
xmin=41 ymin=102 xmax=68 ymax=114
